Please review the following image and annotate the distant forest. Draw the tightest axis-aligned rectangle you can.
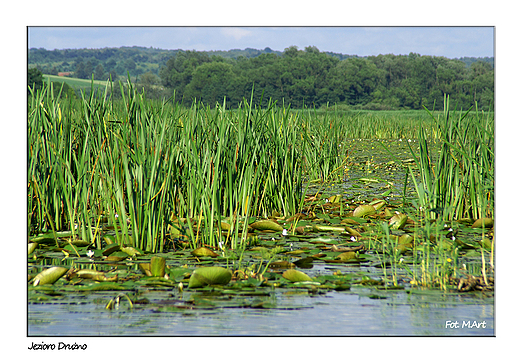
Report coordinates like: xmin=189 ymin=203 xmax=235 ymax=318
xmin=28 ymin=46 xmax=494 ymax=110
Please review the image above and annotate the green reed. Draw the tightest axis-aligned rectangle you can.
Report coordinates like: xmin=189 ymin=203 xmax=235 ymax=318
xmin=407 ymin=95 xmax=494 ymax=221
xmin=28 ymin=80 xmax=319 ymax=252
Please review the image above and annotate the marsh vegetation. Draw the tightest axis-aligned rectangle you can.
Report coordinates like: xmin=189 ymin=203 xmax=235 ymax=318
xmin=27 ymin=79 xmax=494 ymax=334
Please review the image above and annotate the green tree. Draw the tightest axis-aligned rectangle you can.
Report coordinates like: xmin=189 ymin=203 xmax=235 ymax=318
xmin=184 ymin=61 xmax=237 ymax=106
xmin=94 ymin=64 xmax=106 ymax=80
xmin=28 ymin=67 xmax=43 ymax=94
xmin=468 ymin=61 xmax=494 ymax=110
xmin=159 ymin=50 xmax=211 ymax=99
xmin=74 ymin=61 xmax=87 ymax=79
xmin=139 ymin=71 xmax=160 ymax=87
xmin=327 ymin=57 xmax=382 ymax=106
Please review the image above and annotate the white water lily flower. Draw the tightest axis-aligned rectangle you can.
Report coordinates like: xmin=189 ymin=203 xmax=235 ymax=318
xmin=451 ymin=236 xmax=456 ymax=241
xmin=87 ymin=250 xmax=94 ymax=258
xmin=282 ymin=229 xmax=288 ymax=236
xmin=350 ymin=236 xmax=356 ymax=242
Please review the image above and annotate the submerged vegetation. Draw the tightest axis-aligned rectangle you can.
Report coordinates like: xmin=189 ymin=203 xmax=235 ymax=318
xmin=28 ymin=79 xmax=494 ymax=312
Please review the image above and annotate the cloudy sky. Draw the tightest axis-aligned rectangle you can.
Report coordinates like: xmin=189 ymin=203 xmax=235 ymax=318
xmin=28 ymin=26 xmax=494 ymax=59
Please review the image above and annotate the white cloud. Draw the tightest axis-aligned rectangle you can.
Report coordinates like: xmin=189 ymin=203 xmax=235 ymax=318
xmin=220 ymin=28 xmax=253 ymax=41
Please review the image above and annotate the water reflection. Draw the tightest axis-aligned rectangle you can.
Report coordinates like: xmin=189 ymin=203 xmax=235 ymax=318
xmin=29 ymin=287 xmax=493 ymax=336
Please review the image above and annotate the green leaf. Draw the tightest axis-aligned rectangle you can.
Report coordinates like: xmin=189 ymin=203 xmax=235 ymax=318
xmin=33 ymin=267 xmax=68 ymax=286
xmin=472 ymin=218 xmax=493 ymax=229
xmin=353 ymin=205 xmax=376 ymax=217
xmin=191 ymin=247 xmax=219 ymax=257
xmin=250 ymin=220 xmax=284 ymax=232
xmin=188 ymin=266 xmax=232 ymax=288
xmin=389 ymin=213 xmax=408 ymax=230
xmin=282 ymin=269 xmax=313 ymax=282
xmin=151 ymin=256 xmax=166 ymax=277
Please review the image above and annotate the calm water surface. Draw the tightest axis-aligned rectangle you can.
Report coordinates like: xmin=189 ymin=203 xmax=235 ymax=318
xmin=28 ymin=287 xmax=493 ymax=336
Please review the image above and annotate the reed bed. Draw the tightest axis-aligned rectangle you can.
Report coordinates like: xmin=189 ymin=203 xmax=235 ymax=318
xmin=28 ymin=80 xmax=348 ymax=252
xmin=407 ymin=95 xmax=494 ymax=221
xmin=28 ymin=81 xmax=493 ymax=257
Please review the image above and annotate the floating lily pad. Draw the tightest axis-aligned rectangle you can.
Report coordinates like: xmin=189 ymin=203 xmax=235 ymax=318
xmin=33 ymin=267 xmax=68 ymax=286
xmin=269 ymin=260 xmax=296 ymax=268
xmin=250 ymin=220 xmax=284 ymax=232
xmin=389 ymin=213 xmax=408 ymax=230
xmin=121 ymin=246 xmax=142 ymax=257
xmin=282 ymin=269 xmax=313 ymax=282
xmin=369 ymin=199 xmax=386 ymax=210
xmin=188 ymin=266 xmax=232 ymax=288
xmin=102 ymin=244 xmax=121 ymax=256
xmin=151 ymin=256 xmax=166 ymax=277
xmin=353 ymin=205 xmax=376 ymax=217
xmin=344 ymin=227 xmax=361 ymax=237
xmin=327 ymin=194 xmax=342 ymax=203
xmin=336 ymin=251 xmax=358 ymax=261
xmin=472 ymin=218 xmax=494 ymax=229
xmin=398 ymin=234 xmax=414 ymax=244
xmin=191 ymin=247 xmax=219 ymax=258
xmin=76 ymin=269 xmax=118 ymax=282
xmin=312 ymin=224 xmax=346 ymax=232
xmin=28 ymin=242 xmax=38 ymax=255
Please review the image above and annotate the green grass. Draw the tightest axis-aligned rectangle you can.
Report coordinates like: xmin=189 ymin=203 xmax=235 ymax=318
xmin=43 ymin=74 xmax=110 ymax=91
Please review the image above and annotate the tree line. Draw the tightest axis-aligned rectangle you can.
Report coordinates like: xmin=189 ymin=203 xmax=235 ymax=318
xmin=28 ymin=46 xmax=494 ymax=110
xmin=158 ymin=46 xmax=493 ymax=110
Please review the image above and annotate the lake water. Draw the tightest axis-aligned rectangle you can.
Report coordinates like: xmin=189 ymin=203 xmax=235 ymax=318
xmin=28 ymin=283 xmax=494 ymax=336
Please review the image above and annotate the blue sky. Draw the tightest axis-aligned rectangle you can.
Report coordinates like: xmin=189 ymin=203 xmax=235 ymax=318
xmin=28 ymin=26 xmax=494 ymax=59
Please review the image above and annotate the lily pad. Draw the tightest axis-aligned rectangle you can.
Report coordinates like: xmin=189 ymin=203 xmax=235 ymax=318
xmin=353 ymin=205 xmax=376 ymax=217
xmin=389 ymin=213 xmax=408 ymax=230
xmin=33 ymin=267 xmax=68 ymax=286
xmin=312 ymin=224 xmax=346 ymax=232
xmin=282 ymin=269 xmax=313 ymax=282
xmin=344 ymin=227 xmax=361 ymax=237
xmin=369 ymin=199 xmax=386 ymax=210
xmin=28 ymin=242 xmax=38 ymax=255
xmin=250 ymin=220 xmax=284 ymax=232
xmin=191 ymin=247 xmax=219 ymax=258
xmin=336 ymin=251 xmax=358 ymax=261
xmin=269 ymin=260 xmax=296 ymax=268
xmin=76 ymin=269 xmax=118 ymax=282
xmin=121 ymin=246 xmax=142 ymax=257
xmin=327 ymin=194 xmax=342 ymax=203
xmin=188 ymin=266 xmax=232 ymax=288
xmin=472 ymin=218 xmax=494 ymax=229
xmin=151 ymin=256 xmax=166 ymax=277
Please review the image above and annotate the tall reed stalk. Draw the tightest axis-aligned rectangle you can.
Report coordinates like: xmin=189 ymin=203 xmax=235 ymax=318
xmin=407 ymin=95 xmax=494 ymax=221
xmin=28 ymin=80 xmax=321 ymax=252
